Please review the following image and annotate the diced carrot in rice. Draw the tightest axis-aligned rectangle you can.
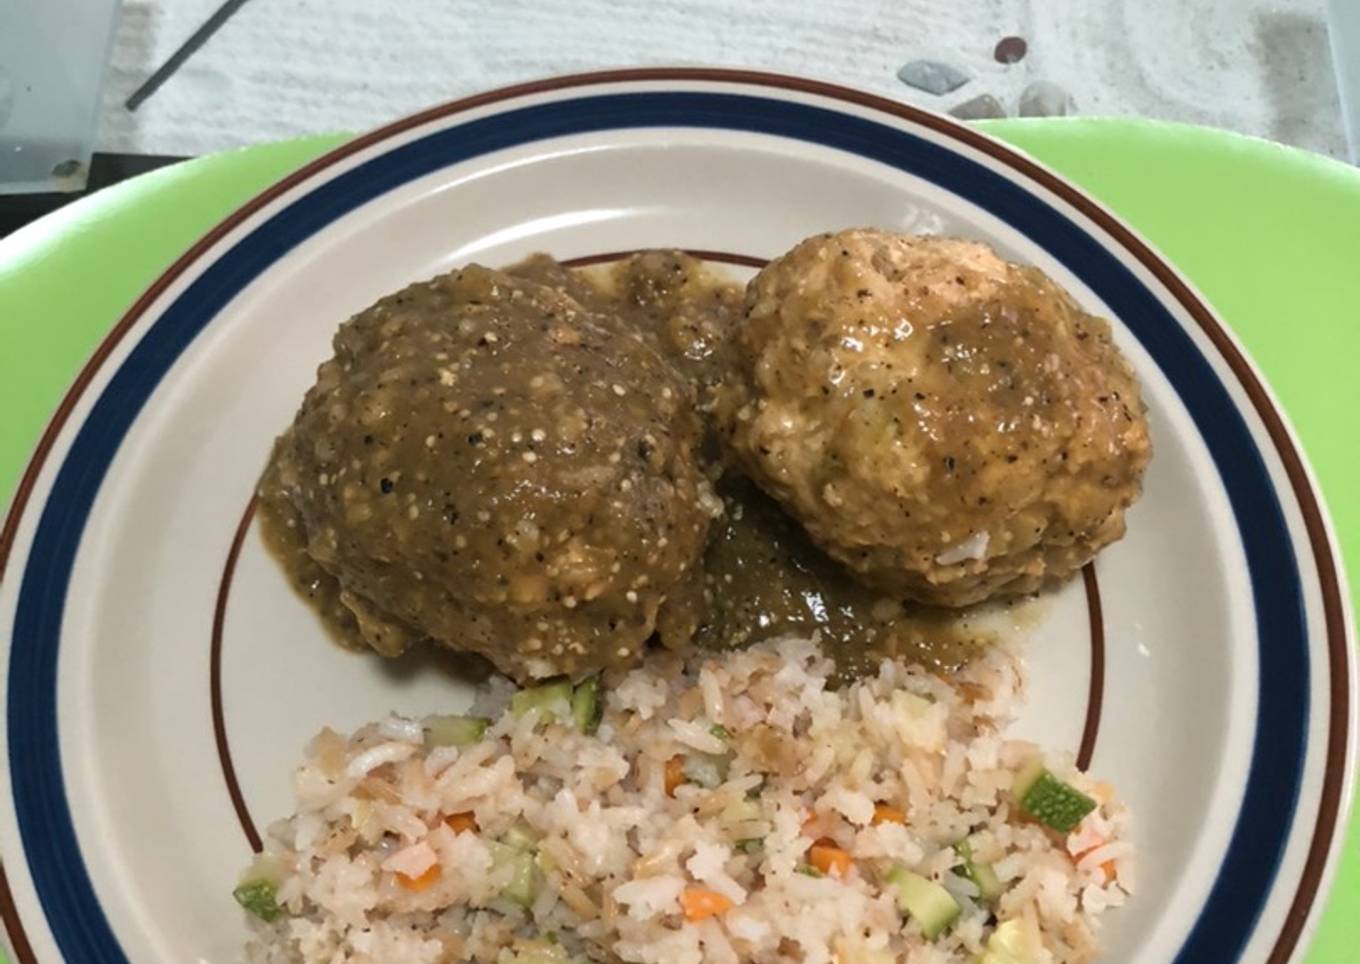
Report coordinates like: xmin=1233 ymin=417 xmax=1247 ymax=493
xmin=808 ymin=842 xmax=852 ymax=878
xmin=872 ymin=803 xmax=906 ymax=825
xmin=444 ymin=811 xmax=478 ymax=834
xmin=681 ymin=887 xmax=733 ymax=921
xmin=397 ymin=864 xmax=441 ymax=891
xmin=665 ymin=755 xmax=685 ymax=796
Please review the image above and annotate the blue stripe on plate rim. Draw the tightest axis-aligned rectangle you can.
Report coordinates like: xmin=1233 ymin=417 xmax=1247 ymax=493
xmin=0 ymin=80 xmax=1331 ymax=963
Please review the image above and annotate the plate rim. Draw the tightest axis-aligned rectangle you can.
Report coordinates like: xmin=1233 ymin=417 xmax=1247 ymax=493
xmin=0 ymin=67 xmax=1351 ymax=963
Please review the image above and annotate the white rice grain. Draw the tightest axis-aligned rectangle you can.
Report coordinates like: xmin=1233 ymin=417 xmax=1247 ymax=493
xmin=344 ymin=742 xmax=415 ymax=779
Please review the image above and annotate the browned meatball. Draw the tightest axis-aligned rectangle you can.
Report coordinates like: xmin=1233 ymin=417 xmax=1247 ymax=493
xmin=259 ymin=264 xmax=716 ymax=679
xmin=717 ymin=229 xmax=1151 ymax=606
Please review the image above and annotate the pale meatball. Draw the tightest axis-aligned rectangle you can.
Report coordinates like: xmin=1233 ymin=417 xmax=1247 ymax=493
xmin=717 ymin=228 xmax=1151 ymax=606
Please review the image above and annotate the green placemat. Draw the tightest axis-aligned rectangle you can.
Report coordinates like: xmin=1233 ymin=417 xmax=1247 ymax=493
xmin=0 ymin=118 xmax=1356 ymax=961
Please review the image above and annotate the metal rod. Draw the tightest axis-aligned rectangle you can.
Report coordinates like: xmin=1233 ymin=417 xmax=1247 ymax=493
xmin=125 ymin=0 xmax=254 ymax=112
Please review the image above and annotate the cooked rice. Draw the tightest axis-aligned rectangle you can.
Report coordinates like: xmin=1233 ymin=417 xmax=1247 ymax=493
xmin=242 ymin=637 xmax=1132 ymax=962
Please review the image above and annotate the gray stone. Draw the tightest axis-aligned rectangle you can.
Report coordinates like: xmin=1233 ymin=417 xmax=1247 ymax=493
xmin=896 ymin=60 xmax=970 ymax=96
xmin=949 ymin=94 xmax=1006 ymax=121
xmin=1018 ymin=80 xmax=1076 ymax=117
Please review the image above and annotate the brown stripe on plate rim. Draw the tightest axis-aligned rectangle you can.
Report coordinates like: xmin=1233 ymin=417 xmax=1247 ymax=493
xmin=1077 ymin=563 xmax=1106 ymax=772
xmin=563 ymin=249 xmax=769 ymax=269
xmin=211 ymin=497 xmax=264 ymax=853
xmin=0 ymin=861 xmax=36 ymax=964
xmin=0 ymin=67 xmax=1346 ymax=963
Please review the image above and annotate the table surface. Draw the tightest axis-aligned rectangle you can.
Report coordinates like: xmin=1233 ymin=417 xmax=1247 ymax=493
xmin=10 ymin=0 xmax=1356 ymax=194
xmin=93 ymin=0 xmax=1350 ymax=161
xmin=0 ymin=116 xmax=1357 ymax=961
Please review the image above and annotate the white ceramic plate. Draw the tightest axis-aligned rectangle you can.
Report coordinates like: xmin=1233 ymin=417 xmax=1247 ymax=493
xmin=0 ymin=69 xmax=1353 ymax=963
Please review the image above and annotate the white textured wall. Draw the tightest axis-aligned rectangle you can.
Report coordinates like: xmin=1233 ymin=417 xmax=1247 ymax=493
xmin=98 ymin=0 xmax=1347 ymax=158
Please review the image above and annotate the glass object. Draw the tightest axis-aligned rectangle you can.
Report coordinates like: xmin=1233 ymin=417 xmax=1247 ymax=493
xmin=0 ymin=0 xmax=122 ymax=194
xmin=1329 ymin=0 xmax=1359 ymax=161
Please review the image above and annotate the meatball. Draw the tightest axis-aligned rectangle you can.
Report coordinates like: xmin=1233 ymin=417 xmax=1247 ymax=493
xmin=260 ymin=264 xmax=715 ymax=679
xmin=717 ymin=229 xmax=1151 ymax=606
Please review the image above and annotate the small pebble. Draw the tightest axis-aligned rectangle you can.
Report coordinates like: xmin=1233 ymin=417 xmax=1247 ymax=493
xmin=895 ymin=60 xmax=970 ymax=96
xmin=1019 ymin=80 xmax=1075 ymax=117
xmin=949 ymin=94 xmax=1007 ymax=121
xmin=994 ymin=36 xmax=1028 ymax=64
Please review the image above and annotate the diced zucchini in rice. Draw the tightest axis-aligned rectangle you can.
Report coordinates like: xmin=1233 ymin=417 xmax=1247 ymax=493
xmin=489 ymin=841 xmax=540 ymax=907
xmin=500 ymin=819 xmax=540 ymax=853
xmin=423 ymin=714 xmax=489 ymax=747
xmin=571 ymin=675 xmax=603 ymax=734
xmin=484 ymin=820 xmax=543 ymax=907
xmin=512 ymin=678 xmax=574 ymax=722
xmin=1012 ymin=757 xmax=1098 ymax=833
xmin=233 ymin=880 xmax=281 ymax=922
xmin=512 ymin=676 xmax=604 ymax=734
xmin=953 ymin=840 xmax=1004 ymax=902
xmin=886 ymin=865 xmax=960 ymax=940
xmin=681 ymin=750 xmax=730 ymax=788
xmin=233 ymin=855 xmax=284 ymax=922
xmin=979 ymin=919 xmax=1040 ymax=964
